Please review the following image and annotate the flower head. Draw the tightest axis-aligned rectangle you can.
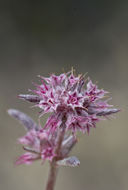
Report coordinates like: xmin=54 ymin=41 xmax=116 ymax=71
xmin=8 ymin=109 xmax=77 ymax=165
xmin=16 ymin=128 xmax=56 ymax=164
xmin=19 ymin=70 xmax=120 ymax=134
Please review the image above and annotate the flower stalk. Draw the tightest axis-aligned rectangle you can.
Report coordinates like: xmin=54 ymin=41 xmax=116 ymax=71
xmin=46 ymin=161 xmax=58 ymax=190
xmin=46 ymin=116 xmax=66 ymax=190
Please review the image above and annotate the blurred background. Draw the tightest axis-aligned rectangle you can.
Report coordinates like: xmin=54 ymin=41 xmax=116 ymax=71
xmin=1 ymin=0 xmax=128 ymax=190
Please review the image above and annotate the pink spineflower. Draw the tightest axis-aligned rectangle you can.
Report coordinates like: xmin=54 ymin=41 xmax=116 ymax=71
xmin=8 ymin=109 xmax=77 ymax=165
xmin=8 ymin=70 xmax=120 ymax=190
xmin=19 ymin=71 xmax=120 ymax=134
xmin=16 ymin=129 xmax=56 ymax=164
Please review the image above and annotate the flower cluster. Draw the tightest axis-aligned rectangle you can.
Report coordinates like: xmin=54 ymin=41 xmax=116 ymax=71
xmin=16 ymin=129 xmax=55 ymax=165
xmin=20 ymin=71 xmax=119 ymax=134
xmin=8 ymin=109 xmax=77 ymax=165
xmin=8 ymin=70 xmax=119 ymax=165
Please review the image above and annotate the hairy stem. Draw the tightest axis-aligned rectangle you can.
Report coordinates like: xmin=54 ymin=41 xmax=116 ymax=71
xmin=45 ymin=161 xmax=58 ymax=190
xmin=45 ymin=116 xmax=66 ymax=190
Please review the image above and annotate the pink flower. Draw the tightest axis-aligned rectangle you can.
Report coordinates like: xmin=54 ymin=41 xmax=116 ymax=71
xmin=41 ymin=147 xmax=55 ymax=161
xmin=16 ymin=129 xmax=56 ymax=165
xmin=19 ymin=71 xmax=120 ymax=134
xmin=8 ymin=109 xmax=77 ymax=165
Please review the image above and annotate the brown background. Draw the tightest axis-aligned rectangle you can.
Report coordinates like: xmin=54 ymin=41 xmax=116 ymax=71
xmin=1 ymin=0 xmax=128 ymax=190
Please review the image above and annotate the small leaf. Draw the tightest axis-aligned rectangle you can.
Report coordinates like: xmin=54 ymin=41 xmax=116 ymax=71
xmin=97 ymin=108 xmax=120 ymax=116
xmin=57 ymin=156 xmax=80 ymax=167
xmin=8 ymin=109 xmax=39 ymax=131
xmin=18 ymin=94 xmax=41 ymax=103
xmin=23 ymin=146 xmax=39 ymax=154
xmin=61 ymin=135 xmax=77 ymax=157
